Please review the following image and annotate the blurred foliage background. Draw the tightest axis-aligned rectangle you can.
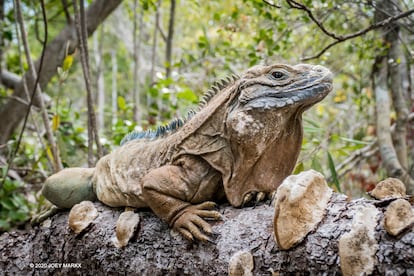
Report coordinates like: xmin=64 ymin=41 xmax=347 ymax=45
xmin=0 ymin=0 xmax=413 ymax=232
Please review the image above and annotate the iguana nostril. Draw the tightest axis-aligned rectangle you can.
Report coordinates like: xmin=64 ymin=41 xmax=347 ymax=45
xmin=314 ymin=66 xmax=324 ymax=73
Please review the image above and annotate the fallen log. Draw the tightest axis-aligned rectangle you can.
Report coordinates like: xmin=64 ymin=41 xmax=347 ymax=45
xmin=0 ymin=171 xmax=413 ymax=275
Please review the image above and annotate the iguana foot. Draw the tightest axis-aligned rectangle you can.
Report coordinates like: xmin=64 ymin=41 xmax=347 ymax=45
xmin=242 ymin=191 xmax=268 ymax=207
xmin=173 ymin=201 xmax=222 ymax=242
xmin=31 ymin=201 xmax=60 ymax=225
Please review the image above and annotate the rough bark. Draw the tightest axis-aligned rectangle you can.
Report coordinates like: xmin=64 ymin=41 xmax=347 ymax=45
xmin=0 ymin=0 xmax=123 ymax=145
xmin=0 ymin=192 xmax=413 ymax=275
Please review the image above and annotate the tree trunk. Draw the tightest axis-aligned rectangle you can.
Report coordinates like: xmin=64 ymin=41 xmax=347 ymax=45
xmin=0 ymin=0 xmax=122 ymax=145
xmin=111 ymin=50 xmax=118 ymax=126
xmin=0 ymin=192 xmax=413 ymax=275
xmin=93 ymin=28 xmax=105 ymax=132
xmin=0 ymin=0 xmax=4 ymax=80
xmin=372 ymin=0 xmax=414 ymax=194
xmin=165 ymin=0 xmax=175 ymax=80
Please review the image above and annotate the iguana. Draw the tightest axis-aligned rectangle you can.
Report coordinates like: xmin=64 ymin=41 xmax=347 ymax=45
xmin=41 ymin=63 xmax=333 ymax=242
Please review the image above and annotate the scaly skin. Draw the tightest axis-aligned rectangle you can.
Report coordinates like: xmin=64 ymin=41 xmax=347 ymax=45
xmin=41 ymin=63 xmax=333 ymax=242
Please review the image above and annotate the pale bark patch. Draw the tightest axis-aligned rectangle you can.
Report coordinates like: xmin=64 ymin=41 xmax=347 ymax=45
xmin=384 ymin=199 xmax=414 ymax=236
xmin=112 ymin=211 xmax=140 ymax=248
xmin=369 ymin=177 xmax=406 ymax=199
xmin=68 ymin=201 xmax=98 ymax=234
xmin=228 ymin=250 xmax=254 ymax=276
xmin=273 ymin=170 xmax=332 ymax=250
xmin=338 ymin=204 xmax=379 ymax=276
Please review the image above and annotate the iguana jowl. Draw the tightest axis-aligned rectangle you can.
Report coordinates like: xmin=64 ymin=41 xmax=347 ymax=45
xmin=42 ymin=63 xmax=333 ymax=242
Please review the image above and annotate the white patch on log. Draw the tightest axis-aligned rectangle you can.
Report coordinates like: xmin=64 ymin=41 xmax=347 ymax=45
xmin=112 ymin=211 xmax=140 ymax=248
xmin=384 ymin=198 xmax=414 ymax=236
xmin=273 ymin=170 xmax=333 ymax=250
xmin=339 ymin=204 xmax=379 ymax=276
xmin=68 ymin=201 xmax=99 ymax=234
xmin=228 ymin=250 xmax=254 ymax=276
xmin=369 ymin=178 xmax=406 ymax=200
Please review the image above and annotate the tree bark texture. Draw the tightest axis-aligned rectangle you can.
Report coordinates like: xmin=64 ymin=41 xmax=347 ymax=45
xmin=0 ymin=0 xmax=123 ymax=145
xmin=0 ymin=193 xmax=413 ymax=275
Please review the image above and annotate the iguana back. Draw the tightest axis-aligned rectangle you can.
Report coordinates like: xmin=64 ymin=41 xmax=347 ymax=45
xmin=42 ymin=63 xmax=333 ymax=242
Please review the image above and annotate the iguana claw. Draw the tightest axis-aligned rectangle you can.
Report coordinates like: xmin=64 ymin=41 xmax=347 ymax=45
xmin=256 ymin=191 xmax=266 ymax=202
xmin=242 ymin=191 xmax=267 ymax=207
xmin=173 ymin=201 xmax=222 ymax=242
xmin=242 ymin=192 xmax=256 ymax=206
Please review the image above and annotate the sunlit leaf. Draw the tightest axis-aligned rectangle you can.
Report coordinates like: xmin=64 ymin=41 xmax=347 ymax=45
xmin=62 ymin=54 xmax=74 ymax=71
xmin=52 ymin=114 xmax=60 ymax=131
xmin=177 ymin=89 xmax=198 ymax=102
xmin=118 ymin=96 xmax=127 ymax=111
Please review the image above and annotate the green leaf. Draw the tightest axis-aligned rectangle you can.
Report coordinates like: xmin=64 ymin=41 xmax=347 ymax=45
xmin=339 ymin=137 xmax=371 ymax=145
xmin=117 ymin=96 xmax=127 ymax=111
xmin=327 ymin=152 xmax=341 ymax=192
xmin=0 ymin=220 xmax=10 ymax=232
xmin=52 ymin=114 xmax=60 ymax=131
xmin=293 ymin=162 xmax=304 ymax=174
xmin=1 ymin=199 xmax=15 ymax=211
xmin=177 ymin=89 xmax=198 ymax=102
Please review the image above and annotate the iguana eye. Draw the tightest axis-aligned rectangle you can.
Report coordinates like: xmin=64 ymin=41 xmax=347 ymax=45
xmin=271 ymin=71 xmax=286 ymax=80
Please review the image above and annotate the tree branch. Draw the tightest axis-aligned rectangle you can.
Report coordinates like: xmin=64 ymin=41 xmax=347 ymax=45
xmin=285 ymin=0 xmax=342 ymax=40
xmin=333 ymin=112 xmax=414 ymax=183
xmin=1 ymin=196 xmax=413 ymax=274
xmin=0 ymin=0 xmax=123 ymax=145
xmin=0 ymin=70 xmax=21 ymax=89
xmin=11 ymin=0 xmax=63 ymax=174
xmin=73 ymin=0 xmax=103 ymax=166
xmin=262 ymin=0 xmax=281 ymax=9
xmin=274 ymin=0 xmax=414 ymax=60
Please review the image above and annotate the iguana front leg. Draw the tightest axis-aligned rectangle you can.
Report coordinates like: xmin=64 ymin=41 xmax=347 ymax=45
xmin=141 ymin=160 xmax=222 ymax=242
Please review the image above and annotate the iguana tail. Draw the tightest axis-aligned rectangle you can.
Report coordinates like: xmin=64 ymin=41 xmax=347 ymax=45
xmin=42 ymin=168 xmax=97 ymax=209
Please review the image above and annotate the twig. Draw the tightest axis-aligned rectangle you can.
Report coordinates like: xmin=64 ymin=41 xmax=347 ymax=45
xmin=335 ymin=112 xmax=414 ymax=181
xmin=61 ymin=0 xmax=72 ymax=24
xmin=73 ymin=0 xmax=103 ymax=166
xmin=263 ymin=0 xmax=281 ymax=8
xmin=12 ymin=5 xmax=53 ymax=171
xmin=278 ymin=0 xmax=414 ymax=60
xmin=285 ymin=0 xmax=341 ymax=40
xmin=335 ymin=140 xmax=379 ymax=179
xmin=303 ymin=10 xmax=414 ymax=60
xmin=2 ymin=0 xmax=61 ymax=187
xmin=15 ymin=0 xmax=62 ymax=172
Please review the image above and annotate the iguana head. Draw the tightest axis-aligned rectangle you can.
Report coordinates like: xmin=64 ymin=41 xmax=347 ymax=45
xmin=235 ymin=63 xmax=332 ymax=111
xmin=223 ymin=63 xmax=333 ymax=207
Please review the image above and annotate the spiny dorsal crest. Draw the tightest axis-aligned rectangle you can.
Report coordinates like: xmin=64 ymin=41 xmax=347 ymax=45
xmin=120 ymin=74 xmax=239 ymax=145
xmin=198 ymin=74 xmax=239 ymax=108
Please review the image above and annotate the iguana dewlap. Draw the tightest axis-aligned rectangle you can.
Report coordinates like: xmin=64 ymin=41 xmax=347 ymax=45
xmin=42 ymin=63 xmax=333 ymax=242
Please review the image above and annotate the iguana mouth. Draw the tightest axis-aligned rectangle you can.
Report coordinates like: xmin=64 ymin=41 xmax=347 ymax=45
xmin=245 ymin=82 xmax=332 ymax=109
